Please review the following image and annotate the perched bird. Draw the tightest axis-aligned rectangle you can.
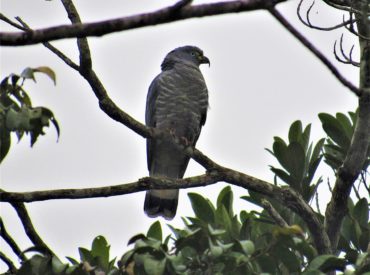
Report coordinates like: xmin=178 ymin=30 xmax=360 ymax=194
xmin=144 ymin=46 xmax=210 ymax=220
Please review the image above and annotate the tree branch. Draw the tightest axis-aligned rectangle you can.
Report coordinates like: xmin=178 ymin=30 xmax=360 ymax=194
xmin=0 ymin=0 xmax=286 ymax=46
xmin=269 ymin=7 xmax=362 ymax=97
xmin=0 ymin=218 xmax=26 ymax=261
xmin=261 ymin=199 xmax=289 ymax=227
xmin=60 ymin=0 xmax=92 ymax=71
xmin=0 ymin=251 xmax=16 ymax=274
xmin=324 ymin=1 xmax=370 ymax=251
xmin=0 ymin=166 xmax=332 ymax=254
xmin=10 ymin=202 xmax=54 ymax=256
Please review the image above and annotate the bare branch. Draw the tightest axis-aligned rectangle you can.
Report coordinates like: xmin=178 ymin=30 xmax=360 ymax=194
xmin=0 ymin=218 xmax=26 ymax=261
xmin=333 ymin=34 xmax=360 ymax=66
xmin=13 ymin=16 xmax=80 ymax=71
xmin=261 ymin=199 xmax=289 ymax=227
xmin=0 ymin=251 xmax=17 ymax=274
xmin=269 ymin=7 xmax=362 ymax=97
xmin=10 ymin=202 xmax=54 ymax=256
xmin=61 ymin=0 xmax=92 ymax=71
xmin=0 ymin=13 xmax=27 ymax=31
xmin=0 ymin=0 xmax=286 ymax=46
xmin=297 ymin=0 xmax=355 ymax=31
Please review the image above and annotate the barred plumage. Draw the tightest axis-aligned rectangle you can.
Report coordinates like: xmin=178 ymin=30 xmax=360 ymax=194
xmin=144 ymin=46 xmax=210 ymax=220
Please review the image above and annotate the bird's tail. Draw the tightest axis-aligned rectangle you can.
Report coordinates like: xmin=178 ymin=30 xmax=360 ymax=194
xmin=144 ymin=189 xmax=178 ymax=220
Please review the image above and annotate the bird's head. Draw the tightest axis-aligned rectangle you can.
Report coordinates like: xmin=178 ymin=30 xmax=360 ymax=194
xmin=161 ymin=45 xmax=210 ymax=70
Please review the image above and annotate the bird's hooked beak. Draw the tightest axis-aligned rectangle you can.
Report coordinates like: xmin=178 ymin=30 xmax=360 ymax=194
xmin=200 ymin=55 xmax=210 ymax=67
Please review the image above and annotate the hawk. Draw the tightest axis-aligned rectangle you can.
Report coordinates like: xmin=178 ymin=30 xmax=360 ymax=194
xmin=144 ymin=46 xmax=210 ymax=220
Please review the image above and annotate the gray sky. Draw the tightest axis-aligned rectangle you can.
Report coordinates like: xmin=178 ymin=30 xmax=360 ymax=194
xmin=0 ymin=0 xmax=359 ymax=271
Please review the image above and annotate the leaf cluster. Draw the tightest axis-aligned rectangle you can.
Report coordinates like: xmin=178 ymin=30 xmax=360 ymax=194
xmin=0 ymin=67 xmax=59 ymax=163
xmin=15 ymin=236 xmax=120 ymax=275
xmin=318 ymin=110 xmax=370 ymax=173
xmin=267 ymin=120 xmax=324 ymax=202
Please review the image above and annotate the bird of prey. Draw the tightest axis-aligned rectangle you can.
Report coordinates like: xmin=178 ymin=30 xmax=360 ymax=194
xmin=144 ymin=46 xmax=210 ymax=220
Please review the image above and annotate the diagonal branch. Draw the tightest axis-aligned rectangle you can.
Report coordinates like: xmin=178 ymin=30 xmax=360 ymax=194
xmin=0 ymin=218 xmax=26 ymax=261
xmin=0 ymin=0 xmax=286 ymax=46
xmin=269 ymin=7 xmax=361 ymax=97
xmin=261 ymin=199 xmax=289 ymax=227
xmin=0 ymin=251 xmax=17 ymax=274
xmin=10 ymin=202 xmax=54 ymax=256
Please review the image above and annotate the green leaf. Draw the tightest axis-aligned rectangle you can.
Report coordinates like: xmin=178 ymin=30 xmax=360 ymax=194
xmin=209 ymin=240 xmax=223 ymax=257
xmin=188 ymin=193 xmax=215 ymax=224
xmin=319 ymin=113 xmax=350 ymax=151
xmin=78 ymin=247 xmax=94 ymax=263
xmin=286 ymin=142 xmax=306 ymax=182
xmin=216 ymin=185 xmax=233 ymax=216
xmin=336 ymin=112 xmax=353 ymax=139
xmin=33 ymin=66 xmax=57 ymax=85
xmin=51 ymin=256 xmax=67 ymax=274
xmin=147 ymin=221 xmax=162 ymax=242
xmin=353 ymin=198 xmax=369 ymax=227
xmin=142 ymin=256 xmax=166 ymax=275
xmin=91 ymin=235 xmax=110 ymax=270
xmin=270 ymin=167 xmax=295 ymax=186
xmin=310 ymin=138 xmax=325 ymax=164
xmin=301 ymin=124 xmax=312 ymax=153
xmin=238 ymin=240 xmax=255 ymax=255
xmin=288 ymin=120 xmax=303 ymax=143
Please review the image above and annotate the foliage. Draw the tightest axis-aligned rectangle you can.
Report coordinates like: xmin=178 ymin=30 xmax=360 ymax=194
xmin=319 ymin=110 xmax=370 ymax=174
xmin=15 ymin=236 xmax=120 ymax=275
xmin=266 ymin=120 xmax=324 ymax=202
xmin=2 ymin=116 xmax=369 ymax=275
xmin=118 ymin=186 xmax=369 ymax=275
xmin=0 ymin=67 xmax=59 ymax=163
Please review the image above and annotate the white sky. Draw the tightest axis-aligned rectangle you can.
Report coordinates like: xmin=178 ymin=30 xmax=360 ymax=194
xmin=0 ymin=0 xmax=360 ymax=271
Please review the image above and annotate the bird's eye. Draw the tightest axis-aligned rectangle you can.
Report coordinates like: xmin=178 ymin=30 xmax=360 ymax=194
xmin=190 ymin=52 xmax=196 ymax=56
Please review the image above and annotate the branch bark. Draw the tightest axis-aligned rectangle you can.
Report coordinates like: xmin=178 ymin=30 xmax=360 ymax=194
xmin=0 ymin=0 xmax=285 ymax=46
xmin=324 ymin=2 xmax=370 ymax=252
xmin=10 ymin=202 xmax=54 ymax=256
xmin=0 ymin=165 xmax=332 ymax=254
xmin=0 ymin=218 xmax=26 ymax=261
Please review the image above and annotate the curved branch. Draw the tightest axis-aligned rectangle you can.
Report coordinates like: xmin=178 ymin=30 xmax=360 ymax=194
xmin=297 ymin=0 xmax=355 ymax=31
xmin=0 ymin=0 xmax=285 ymax=46
xmin=269 ymin=7 xmax=362 ymax=97
xmin=10 ymin=202 xmax=54 ymax=256
xmin=333 ymin=34 xmax=360 ymax=66
xmin=0 ymin=251 xmax=17 ymax=274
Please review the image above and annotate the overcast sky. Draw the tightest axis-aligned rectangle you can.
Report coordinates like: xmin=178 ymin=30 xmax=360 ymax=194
xmin=0 ymin=0 xmax=360 ymax=271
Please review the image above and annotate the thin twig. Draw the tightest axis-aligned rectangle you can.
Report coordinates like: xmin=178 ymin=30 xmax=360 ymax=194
xmin=14 ymin=16 xmax=80 ymax=71
xmin=0 ymin=218 xmax=26 ymax=261
xmin=297 ymin=0 xmax=355 ymax=31
xmin=269 ymin=7 xmax=361 ymax=97
xmin=10 ymin=202 xmax=54 ymax=256
xmin=0 ymin=251 xmax=17 ymax=274
xmin=333 ymin=34 xmax=360 ymax=66
xmin=261 ymin=199 xmax=289 ymax=227
xmin=0 ymin=13 xmax=27 ymax=31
